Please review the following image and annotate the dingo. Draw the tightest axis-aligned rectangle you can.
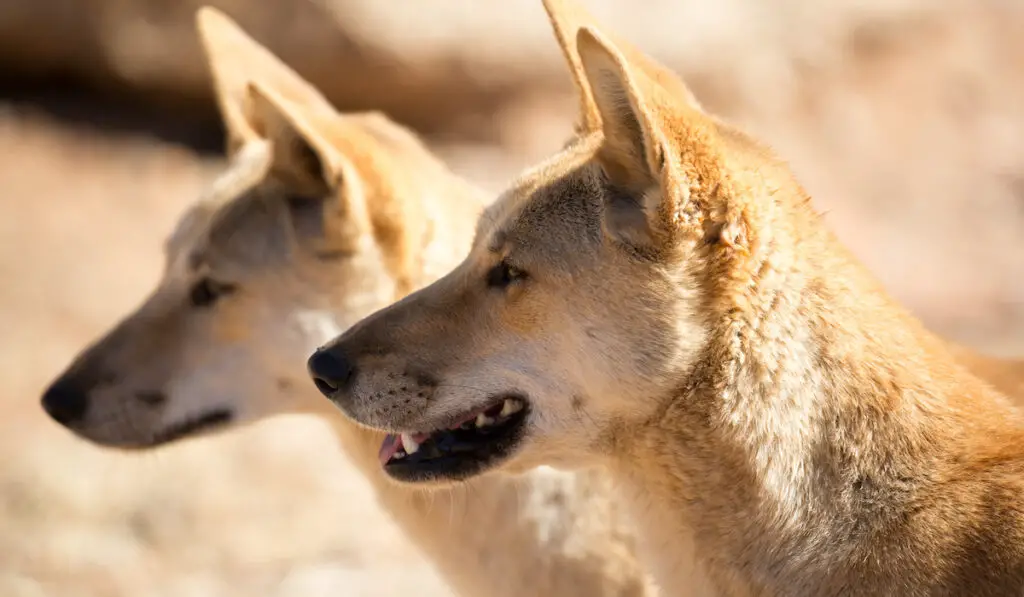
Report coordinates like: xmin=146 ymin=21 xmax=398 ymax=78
xmin=38 ymin=8 xmax=654 ymax=597
xmin=311 ymin=0 xmax=1024 ymax=594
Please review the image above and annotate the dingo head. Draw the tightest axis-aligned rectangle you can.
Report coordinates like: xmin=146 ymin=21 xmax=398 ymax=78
xmin=309 ymin=0 xmax=791 ymax=485
xmin=40 ymin=8 xmax=480 ymax=448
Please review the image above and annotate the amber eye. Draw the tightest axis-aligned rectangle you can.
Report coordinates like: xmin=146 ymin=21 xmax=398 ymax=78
xmin=189 ymin=277 xmax=237 ymax=308
xmin=485 ymin=261 xmax=526 ymax=289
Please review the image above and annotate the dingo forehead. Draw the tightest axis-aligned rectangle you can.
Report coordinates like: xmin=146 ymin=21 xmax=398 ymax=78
xmin=163 ymin=142 xmax=318 ymax=276
xmin=476 ymin=135 xmax=605 ymax=253
xmin=164 ymin=187 xmax=292 ymax=277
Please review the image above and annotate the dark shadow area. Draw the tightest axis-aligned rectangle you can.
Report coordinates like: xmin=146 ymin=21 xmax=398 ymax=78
xmin=0 ymin=74 xmax=225 ymax=155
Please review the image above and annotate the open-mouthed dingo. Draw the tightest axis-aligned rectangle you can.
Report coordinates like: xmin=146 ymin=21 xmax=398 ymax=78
xmin=310 ymin=1 xmax=1024 ymax=595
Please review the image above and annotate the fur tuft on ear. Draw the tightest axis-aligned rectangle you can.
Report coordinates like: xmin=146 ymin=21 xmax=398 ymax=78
xmin=576 ymin=26 xmax=682 ymax=253
xmin=247 ymin=81 xmax=373 ymax=259
xmin=246 ymin=82 xmax=334 ymax=185
xmin=195 ymin=7 xmax=334 ymax=156
xmin=577 ymin=27 xmax=665 ymax=191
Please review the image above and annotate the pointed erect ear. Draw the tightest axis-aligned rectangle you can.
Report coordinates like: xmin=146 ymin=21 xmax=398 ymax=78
xmin=542 ymin=0 xmax=703 ymax=135
xmin=576 ymin=26 xmax=684 ymax=252
xmin=246 ymin=81 xmax=341 ymax=184
xmin=542 ymin=0 xmax=602 ymax=132
xmin=577 ymin=27 xmax=666 ymax=190
xmin=247 ymin=81 xmax=373 ymax=258
xmin=195 ymin=7 xmax=334 ymax=156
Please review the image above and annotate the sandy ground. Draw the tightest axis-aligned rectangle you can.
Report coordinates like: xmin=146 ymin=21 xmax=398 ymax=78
xmin=2 ymin=29 xmax=1024 ymax=594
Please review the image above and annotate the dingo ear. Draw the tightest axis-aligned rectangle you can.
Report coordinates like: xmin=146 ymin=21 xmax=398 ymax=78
xmin=196 ymin=6 xmax=334 ymax=156
xmin=247 ymin=81 xmax=373 ymax=258
xmin=576 ymin=26 xmax=693 ymax=252
xmin=542 ymin=0 xmax=702 ymax=135
xmin=542 ymin=0 xmax=602 ymax=132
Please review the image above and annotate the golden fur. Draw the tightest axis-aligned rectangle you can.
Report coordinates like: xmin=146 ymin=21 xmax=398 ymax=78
xmin=316 ymin=1 xmax=1024 ymax=595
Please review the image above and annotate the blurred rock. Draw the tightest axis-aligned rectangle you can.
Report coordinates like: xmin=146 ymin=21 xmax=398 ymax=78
xmin=1 ymin=0 xmax=1022 ymax=146
xmin=0 ymin=0 xmax=568 ymax=142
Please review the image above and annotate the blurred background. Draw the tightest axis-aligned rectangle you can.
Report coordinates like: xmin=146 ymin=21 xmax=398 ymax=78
xmin=2 ymin=0 xmax=1024 ymax=595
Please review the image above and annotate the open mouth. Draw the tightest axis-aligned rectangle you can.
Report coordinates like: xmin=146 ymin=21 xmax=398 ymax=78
xmin=148 ymin=409 xmax=233 ymax=447
xmin=378 ymin=395 xmax=528 ymax=483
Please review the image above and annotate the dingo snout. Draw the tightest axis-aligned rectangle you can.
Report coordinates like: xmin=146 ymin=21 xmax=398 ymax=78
xmin=308 ymin=281 xmax=534 ymax=485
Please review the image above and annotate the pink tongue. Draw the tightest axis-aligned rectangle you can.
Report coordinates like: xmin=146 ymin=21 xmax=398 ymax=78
xmin=379 ymin=434 xmax=403 ymax=466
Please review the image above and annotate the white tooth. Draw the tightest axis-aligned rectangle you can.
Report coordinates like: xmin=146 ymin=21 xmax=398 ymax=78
xmin=476 ymin=413 xmax=494 ymax=428
xmin=500 ymin=399 xmax=523 ymax=417
xmin=401 ymin=433 xmax=420 ymax=454
xmin=392 ymin=451 xmax=405 ymax=460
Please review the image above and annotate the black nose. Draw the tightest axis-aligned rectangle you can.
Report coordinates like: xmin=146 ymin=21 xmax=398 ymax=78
xmin=41 ymin=379 xmax=89 ymax=426
xmin=307 ymin=348 xmax=356 ymax=397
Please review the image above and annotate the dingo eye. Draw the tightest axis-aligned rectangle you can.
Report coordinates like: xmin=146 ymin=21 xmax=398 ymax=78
xmin=485 ymin=261 xmax=525 ymax=289
xmin=189 ymin=277 xmax=237 ymax=308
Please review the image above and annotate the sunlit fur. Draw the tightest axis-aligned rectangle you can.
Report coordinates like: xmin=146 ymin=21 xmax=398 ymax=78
xmin=319 ymin=1 xmax=1024 ymax=595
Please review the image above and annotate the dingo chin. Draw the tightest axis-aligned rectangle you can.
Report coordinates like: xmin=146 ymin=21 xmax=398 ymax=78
xmin=312 ymin=0 xmax=1024 ymax=594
